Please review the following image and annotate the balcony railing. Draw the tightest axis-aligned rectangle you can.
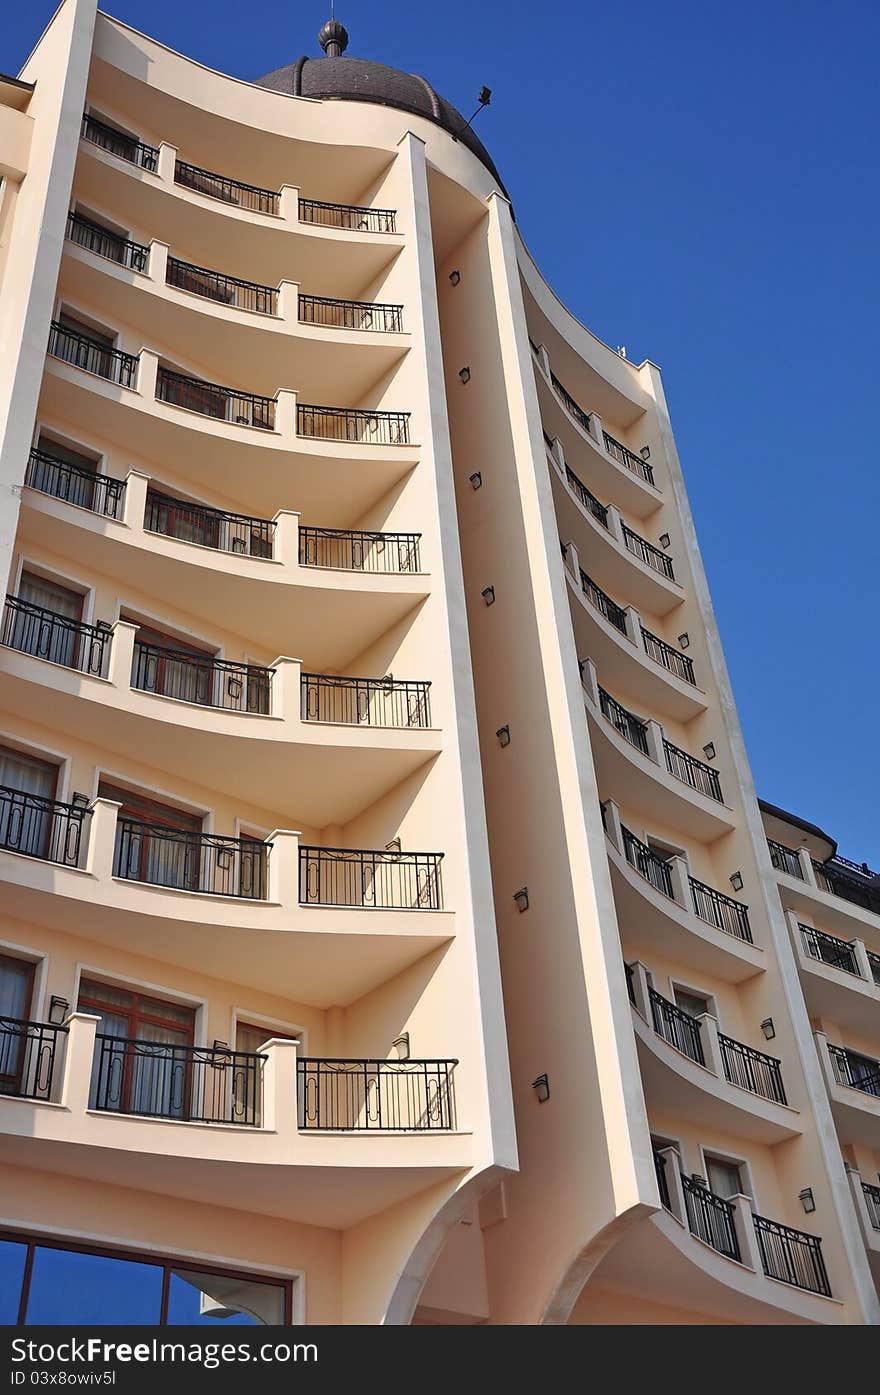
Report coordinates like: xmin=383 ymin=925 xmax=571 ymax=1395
xmin=296 ymin=403 xmax=410 ymax=445
xmin=578 ymin=568 xmax=627 ymax=634
xmin=298 ymin=198 xmax=396 ymax=234
xmin=863 ymin=1182 xmax=880 ymax=1230
xmin=752 ymin=1214 xmax=831 ymax=1296
xmin=812 ymin=859 xmax=880 ymax=917
xmin=664 ymin=740 xmax=723 ymax=802
xmin=114 ymin=820 xmax=269 ymax=899
xmin=648 ymin=987 xmax=705 ymax=1065
xmin=298 ymin=294 xmax=403 ymax=333
xmin=767 ymin=838 xmax=804 ymax=879
xmin=174 ymin=160 xmax=279 ymax=215
xmin=132 ymin=641 xmax=273 ymax=714
xmin=298 ymin=846 xmax=443 ymax=909
xmin=564 ymin=465 xmax=608 ymax=528
xmin=91 ymin=1036 xmax=265 ymax=1125
xmin=603 ymin=431 xmax=655 ymax=486
xmin=799 ymin=924 xmax=860 ymax=976
xmin=0 ymin=1016 xmax=66 ymax=1101
xmin=25 ymin=446 xmax=126 ymax=519
xmin=145 ymin=490 xmax=275 ymax=558
xmin=48 ymin=322 xmax=138 ymax=389
xmin=690 ymin=876 xmax=752 ymax=943
xmin=156 ymin=367 xmax=275 ymax=430
xmin=2 ymin=596 xmax=111 ymax=677
xmin=622 ymin=523 xmax=675 ymax=579
xmin=641 ymin=627 xmax=696 ymax=685
xmin=598 ymin=686 xmax=649 ymax=755
xmin=828 ymin=1043 xmax=880 ymax=1098
xmin=548 ymin=369 xmax=592 ymax=434
xmin=681 ymin=1174 xmax=740 ymax=1260
xmin=300 ymin=673 xmax=431 ymax=728
xmin=166 ymin=256 xmax=278 ymax=315
xmin=298 ymin=526 xmax=421 ymax=573
xmin=868 ymin=949 xmax=880 ymax=987
xmin=0 ymin=785 xmax=89 ymax=868
xmin=80 ymin=112 xmax=158 ymax=171
xmin=718 ymin=1033 xmax=787 ymax=1104
xmin=621 ymin=826 xmax=674 ymax=898
xmin=66 ymin=211 xmax=149 ymax=272
xmin=297 ymin=1058 xmax=456 ymax=1131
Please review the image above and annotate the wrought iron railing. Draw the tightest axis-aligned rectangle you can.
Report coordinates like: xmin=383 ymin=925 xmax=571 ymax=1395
xmin=48 ymin=322 xmax=138 ymax=389
xmin=578 ymin=569 xmax=627 ymax=633
xmin=132 ymin=642 xmax=273 ymax=714
xmin=603 ymin=431 xmax=655 ymax=486
xmin=301 ymin=674 xmax=431 ymax=728
xmin=689 ymin=876 xmax=752 ymax=942
xmin=664 ymin=740 xmax=723 ymax=801
xmin=867 ymin=950 xmax=880 ymax=987
xmin=298 ymin=198 xmax=397 ymax=234
xmin=2 ymin=596 xmax=111 ymax=677
xmin=25 ymin=446 xmax=126 ymax=519
xmin=81 ymin=113 xmax=158 ymax=171
xmin=166 ymin=256 xmax=278 ymax=315
xmin=298 ymin=294 xmax=403 ymax=333
xmin=113 ymin=820 xmax=269 ymax=899
xmin=297 ymin=403 xmax=410 ymax=445
xmin=298 ymin=846 xmax=443 ymax=909
xmin=648 ymin=987 xmax=705 ymax=1064
xmin=564 ymin=465 xmax=608 ymax=528
xmin=156 ymin=367 xmax=275 ymax=430
xmin=0 ymin=785 xmax=90 ymax=867
xmin=718 ymin=1033 xmax=787 ymax=1104
xmin=91 ymin=1035 xmax=265 ymax=1125
xmin=297 ymin=1058 xmax=456 ymax=1130
xmin=752 ymin=1214 xmax=831 ymax=1296
xmin=0 ymin=1016 xmax=66 ymax=1101
xmin=549 ymin=369 xmax=592 ymax=434
xmin=767 ymin=838 xmax=804 ymax=879
xmin=681 ymin=1174 xmax=740 ymax=1260
xmin=863 ymin=1182 xmax=880 ymax=1230
xmin=622 ymin=523 xmax=674 ymax=578
xmin=621 ymin=826 xmax=674 ymax=898
xmin=298 ymin=526 xmax=421 ymax=573
xmin=812 ymin=859 xmax=880 ymax=917
xmin=799 ymin=925 xmax=860 ymax=976
xmin=641 ymin=627 xmax=696 ymax=685
xmin=828 ymin=1044 xmax=880 ymax=1098
xmin=654 ymin=1149 xmax=672 ymax=1209
xmin=597 ymin=686 xmax=649 ymax=754
xmin=66 ymin=211 xmax=149 ymax=272
xmin=145 ymin=490 xmax=275 ymax=558
xmin=174 ymin=160 xmax=279 ymax=215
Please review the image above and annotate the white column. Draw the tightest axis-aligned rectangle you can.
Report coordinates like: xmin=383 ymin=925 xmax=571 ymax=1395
xmin=797 ymin=846 xmax=818 ymax=886
xmin=279 ymin=184 xmax=299 ymax=224
xmin=121 ymin=470 xmax=149 ymax=534
xmin=136 ymin=347 xmax=158 ymax=401
xmin=260 ymin=1038 xmax=299 ymax=1143
xmin=846 ymin=1167 xmax=876 ymax=1245
xmin=813 ymin=1029 xmax=838 ymax=1091
xmin=266 ymin=828 xmax=301 ymax=908
xmin=731 ymin=1196 xmax=761 ymax=1271
xmin=628 ymin=960 xmax=651 ymax=1020
xmin=852 ymin=939 xmax=874 ymax=984
xmin=657 ymin=1145 xmax=686 ymax=1224
xmin=60 ymin=1013 xmax=100 ymax=1113
xmin=667 ymin=855 xmax=691 ymax=911
xmin=605 ymin=503 xmax=625 ymax=546
xmin=588 ymin=410 xmax=603 ymax=447
xmin=273 ymin=510 xmax=300 ymax=567
xmin=579 ymin=656 xmax=599 ymax=706
xmin=535 ymin=343 xmax=550 ymax=378
xmin=277 ymin=280 xmax=298 ymax=325
xmin=546 ymin=435 xmax=564 ymax=471
xmin=623 ymin=604 xmax=642 ymax=648
xmin=601 ymin=797 xmax=622 ymax=853
xmin=644 ymin=719 xmax=665 ymax=768
xmin=156 ymin=142 xmax=177 ymax=184
xmin=562 ymin=538 xmax=580 ymax=578
xmin=147 ymin=239 xmax=168 ymax=286
xmin=267 ymin=655 xmax=301 ymax=721
xmin=274 ymin=388 xmax=297 ymax=439
xmin=107 ymin=619 xmax=137 ymax=691
xmin=85 ymin=798 xmax=120 ymax=881
xmin=697 ymin=1011 xmax=723 ymax=1078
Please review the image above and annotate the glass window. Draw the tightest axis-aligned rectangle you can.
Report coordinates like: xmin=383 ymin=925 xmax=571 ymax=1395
xmin=25 ymin=1247 xmax=163 ymax=1324
xmin=0 ymin=1238 xmax=27 ymax=1322
xmin=166 ymin=1267 xmax=285 ymax=1325
xmin=706 ymin=1157 xmax=744 ymax=1200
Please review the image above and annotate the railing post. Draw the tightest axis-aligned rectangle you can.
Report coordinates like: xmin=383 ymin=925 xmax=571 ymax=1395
xmin=60 ymin=1013 xmax=100 ymax=1114
xmin=279 ymin=185 xmax=299 ymax=223
xmin=623 ymin=604 xmax=642 ymax=649
xmin=658 ymin=1146 xmax=686 ymax=1223
xmin=667 ymin=855 xmax=691 ymax=911
xmin=546 ymin=434 xmax=564 ymax=470
xmin=85 ymin=798 xmax=121 ymax=881
xmin=628 ymin=960 xmax=652 ymax=1019
xmin=588 ymin=410 xmax=603 ymax=446
xmin=605 ymin=503 xmax=626 ymax=546
xmin=813 ymin=1030 xmax=837 ymax=1091
xmin=137 ymin=348 xmax=159 ymax=402
xmin=156 ymin=142 xmax=177 ymax=184
xmin=852 ymin=939 xmax=873 ymax=983
xmin=274 ymin=388 xmax=297 ymax=439
xmin=268 ymin=656 xmax=301 ymax=721
xmin=108 ymin=619 xmax=137 ymax=691
xmin=147 ymin=239 xmax=169 ymax=286
xmin=797 ymin=847 xmax=818 ymax=886
xmin=273 ymin=510 xmax=300 ymax=567
xmin=846 ymin=1167 xmax=875 ymax=1244
xmin=562 ymin=538 xmax=579 ymax=578
xmin=265 ymin=828 xmax=300 ymax=907
xmin=277 ymin=280 xmax=298 ymax=324
xmin=730 ymin=1196 xmax=761 ymax=1271
xmin=260 ymin=1039 xmax=298 ymax=1142
xmin=121 ymin=470 xmax=149 ymax=535
xmin=697 ymin=1012 xmax=723 ymax=1077
xmin=644 ymin=719 xmax=665 ymax=768
xmin=601 ymin=797 xmax=622 ymax=853
xmin=534 ymin=342 xmax=550 ymax=378
xmin=579 ymin=656 xmax=599 ymax=705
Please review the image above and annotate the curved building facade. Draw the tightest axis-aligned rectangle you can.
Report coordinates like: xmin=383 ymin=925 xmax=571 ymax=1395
xmin=0 ymin=0 xmax=875 ymax=1325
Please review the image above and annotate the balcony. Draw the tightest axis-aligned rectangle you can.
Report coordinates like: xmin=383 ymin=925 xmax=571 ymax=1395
xmin=113 ymin=820 xmax=270 ymax=900
xmin=80 ymin=111 xmax=158 ymax=171
xmin=298 ymin=294 xmax=403 ymax=333
xmin=827 ymin=1044 xmax=880 ymax=1099
xmin=577 ymin=565 xmax=627 ymax=633
xmin=297 ymin=403 xmax=410 ymax=446
xmin=298 ymin=198 xmax=397 ymax=234
xmin=768 ymin=837 xmax=804 ymax=879
xmin=663 ymin=741 xmax=722 ymax=802
xmin=156 ymin=365 xmax=275 ymax=430
xmin=603 ymin=431 xmax=655 ymax=487
xmin=66 ymin=210 xmax=149 ymax=272
xmin=816 ymin=1032 xmax=880 ymax=1148
xmin=813 ymin=857 xmax=880 ymax=918
xmin=0 ymin=785 xmax=89 ymax=868
xmin=790 ymin=916 xmax=880 ymax=1035
xmin=132 ymin=641 xmax=273 ymax=715
xmin=299 ymin=846 xmax=443 ymax=909
xmin=767 ymin=836 xmax=880 ymax=938
xmin=24 ymin=445 xmax=126 ymax=520
xmin=92 ymin=1035 xmax=265 ymax=1126
xmin=298 ymin=526 xmax=421 ymax=573
xmin=145 ymin=489 xmax=275 ymax=558
xmin=2 ymin=596 xmax=111 ymax=677
xmin=47 ymin=321 xmax=138 ymax=389
xmin=645 ymin=983 xmax=786 ymax=1104
xmin=174 ymin=158 xmax=279 ymax=215
xmin=297 ymin=1058 xmax=456 ymax=1131
xmin=641 ymin=627 xmax=695 ymax=686
xmin=301 ymin=673 xmax=431 ymax=728
xmin=622 ymin=523 xmax=674 ymax=580
xmin=0 ymin=1015 xmax=66 ymax=1101
xmin=166 ymin=255 xmax=278 ymax=315
xmin=864 ymin=1181 xmax=880 ymax=1231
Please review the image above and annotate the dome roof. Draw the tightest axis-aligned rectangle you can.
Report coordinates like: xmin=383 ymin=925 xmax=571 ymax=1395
xmin=257 ymin=20 xmax=505 ymax=192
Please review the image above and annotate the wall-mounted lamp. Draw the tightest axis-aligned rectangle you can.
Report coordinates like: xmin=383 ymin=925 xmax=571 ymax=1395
xmin=531 ymin=1073 xmax=550 ymax=1103
xmin=760 ymin=1017 xmax=776 ymax=1040
xmin=513 ymin=887 xmax=530 ymax=913
xmin=211 ymin=1039 xmax=229 ymax=1053
xmin=458 ymin=366 xmax=471 ymax=384
xmin=469 ymin=471 xmax=482 ymax=490
xmin=385 ymin=837 xmax=402 ymax=853
xmin=677 ymin=632 xmax=690 ymax=649
xmin=659 ymin=533 xmax=671 ymax=549
xmin=48 ymin=995 xmax=69 ymax=1026
xmin=640 ymin=445 xmax=651 ymax=460
xmin=690 ymin=1173 xmax=707 ymax=1189
xmin=392 ymin=1032 xmax=410 ymax=1060
xmin=496 ymin=725 xmax=511 ymax=747
xmin=798 ymin=1187 xmax=816 ymax=1214
xmin=481 ymin=586 xmax=495 ymax=606
xmin=729 ymin=870 xmax=744 ymax=893
xmin=449 ymin=269 xmax=461 ymax=286
xmin=702 ymin=742 xmax=716 ymax=761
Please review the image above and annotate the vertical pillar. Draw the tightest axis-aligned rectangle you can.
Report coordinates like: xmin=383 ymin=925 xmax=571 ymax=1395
xmin=85 ymin=798 xmax=121 ymax=881
xmin=156 ymin=142 xmax=178 ymax=184
xmin=60 ymin=1013 xmax=100 ymax=1113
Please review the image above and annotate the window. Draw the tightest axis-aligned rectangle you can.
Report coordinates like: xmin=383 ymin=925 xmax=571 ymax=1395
xmin=31 ymin=435 xmax=101 ymax=511
xmin=0 ymin=745 xmax=59 ymax=859
xmin=0 ymin=1238 xmax=28 ymax=1323
xmin=126 ymin=619 xmax=218 ymax=707
xmin=705 ymin=1155 xmax=745 ymax=1200
xmin=673 ymin=987 xmax=713 ymax=1021
xmin=11 ymin=571 xmax=85 ymax=668
xmin=98 ymin=780 xmax=203 ymax=890
xmin=78 ymin=978 xmax=195 ymax=1119
xmin=0 ymin=954 xmax=36 ymax=1096
xmin=235 ymin=1023 xmax=298 ymax=1127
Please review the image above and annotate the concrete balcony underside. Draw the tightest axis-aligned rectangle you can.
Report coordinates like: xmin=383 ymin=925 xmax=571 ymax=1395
xmin=39 ymin=364 xmax=418 ymax=525
xmin=815 ymin=1039 xmax=880 ymax=1151
xmin=773 ymin=868 xmax=880 ymax=944
xmin=606 ymin=839 xmax=764 ymax=984
xmin=792 ymin=930 xmax=880 ymax=1037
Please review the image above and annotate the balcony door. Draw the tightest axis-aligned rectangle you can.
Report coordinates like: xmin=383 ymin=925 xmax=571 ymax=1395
xmin=79 ymin=978 xmax=195 ymax=1119
xmin=0 ymin=955 xmax=36 ymax=1096
xmin=127 ymin=619 xmax=217 ymax=707
xmin=13 ymin=571 xmax=84 ymax=669
xmin=0 ymin=746 xmax=58 ymax=859
xmin=56 ymin=314 xmax=115 ymax=378
xmin=98 ymin=781 xmax=203 ymax=891
xmin=705 ymin=1156 xmax=745 ymax=1200
xmin=235 ymin=1023 xmax=298 ymax=1126
xmin=32 ymin=436 xmax=100 ymax=511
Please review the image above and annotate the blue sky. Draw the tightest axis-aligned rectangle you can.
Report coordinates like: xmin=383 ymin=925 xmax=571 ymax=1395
xmin=7 ymin=0 xmax=879 ymax=860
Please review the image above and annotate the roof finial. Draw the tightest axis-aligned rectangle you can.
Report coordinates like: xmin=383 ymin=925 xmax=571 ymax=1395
xmin=318 ymin=12 xmax=349 ymax=57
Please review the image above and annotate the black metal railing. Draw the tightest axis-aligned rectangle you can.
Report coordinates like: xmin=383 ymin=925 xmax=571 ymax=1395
xmin=718 ymin=1033 xmax=787 ymax=1104
xmin=298 ymin=294 xmax=403 ymax=333
xmin=625 ymin=961 xmax=636 ymax=1004
xmin=298 ymin=526 xmax=421 ymax=573
xmin=664 ymin=740 xmax=723 ymax=802
xmin=598 ymin=686 xmax=649 ymax=754
xmin=813 ymin=859 xmax=880 ymax=917
xmin=114 ymin=820 xmax=269 ymax=899
xmin=66 ymin=211 xmax=150 ymax=272
xmin=91 ymin=1035 xmax=265 ymax=1125
xmin=301 ymin=674 xmax=431 ymax=728
xmin=681 ymin=1174 xmax=740 ymax=1260
xmin=863 ymin=1182 xmax=880 ymax=1230
xmin=564 ymin=465 xmax=608 ymax=528
xmin=0 ymin=785 xmax=89 ymax=867
xmin=297 ymin=1058 xmax=456 ymax=1131
xmin=48 ymin=322 xmax=138 ymax=389
xmin=145 ymin=490 xmax=275 ymax=558
xmin=132 ymin=642 xmax=273 ymax=714
xmin=81 ymin=113 xmax=158 ymax=171
xmin=649 ymin=987 xmax=705 ymax=1064
xmin=578 ymin=569 xmax=628 ymax=633
xmin=298 ymin=846 xmax=443 ymax=909
xmin=867 ymin=950 xmax=880 ymax=987
xmin=549 ymin=370 xmax=592 ymax=434
xmin=0 ymin=1016 xmax=66 ymax=1101
xmin=297 ymin=403 xmax=410 ymax=446
xmin=641 ymin=627 xmax=696 ymax=685
xmin=654 ymin=1148 xmax=672 ymax=1209
xmin=753 ymin=1214 xmax=831 ymax=1296
xmin=690 ymin=876 xmax=753 ymax=942
xmin=622 ymin=523 xmax=674 ymax=579
xmin=767 ymin=838 xmax=804 ymax=879
xmin=166 ymin=256 xmax=278 ymax=315
xmin=799 ymin=924 xmax=860 ymax=976
xmin=156 ymin=367 xmax=275 ymax=430
xmin=603 ymin=431 xmax=656 ymax=486
xmin=298 ymin=198 xmax=397 ymax=234
xmin=621 ymin=826 xmax=674 ymax=898
xmin=2 ymin=596 xmax=111 ymax=677
xmin=174 ymin=160 xmax=279 ymax=215
xmin=25 ymin=446 xmax=126 ymax=519
xmin=828 ymin=1044 xmax=880 ymax=1098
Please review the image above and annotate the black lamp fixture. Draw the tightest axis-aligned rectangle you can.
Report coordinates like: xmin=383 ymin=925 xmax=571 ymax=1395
xmin=677 ymin=632 xmax=690 ymax=649
xmin=496 ymin=725 xmax=511 ymax=747
xmin=212 ymin=1038 xmax=229 ymax=1053
xmin=531 ymin=1073 xmax=550 ymax=1103
xmin=481 ymin=585 xmax=495 ymax=606
xmin=760 ymin=1017 xmax=776 ymax=1040
xmin=392 ymin=1032 xmax=410 ymax=1061
xmin=640 ymin=445 xmax=651 ymax=460
xmin=702 ymin=742 xmax=716 ymax=761
xmin=513 ymin=887 xmax=529 ymax=913
xmin=798 ymin=1187 xmax=816 ymax=1214
xmin=659 ymin=533 xmax=671 ymax=549
xmin=385 ymin=837 xmax=402 ymax=853
xmin=729 ymin=870 xmax=744 ymax=893
xmin=458 ymin=366 xmax=471 ymax=384
xmin=469 ymin=471 xmax=482 ymax=489
xmin=462 ymin=86 xmax=492 ymax=132
xmin=449 ymin=269 xmax=461 ymax=286
xmin=48 ymin=995 xmax=69 ymax=1025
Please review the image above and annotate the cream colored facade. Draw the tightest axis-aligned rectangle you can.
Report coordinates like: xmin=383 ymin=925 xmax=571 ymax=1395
xmin=0 ymin=0 xmax=875 ymax=1326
